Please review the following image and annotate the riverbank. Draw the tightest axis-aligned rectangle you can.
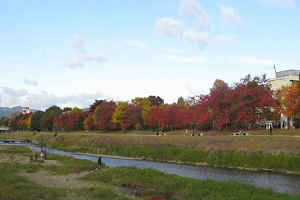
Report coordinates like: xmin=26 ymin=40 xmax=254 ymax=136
xmin=1 ymin=145 xmax=299 ymax=200
xmin=1 ymin=131 xmax=300 ymax=174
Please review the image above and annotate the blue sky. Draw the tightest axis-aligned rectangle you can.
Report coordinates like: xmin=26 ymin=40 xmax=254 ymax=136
xmin=0 ymin=0 xmax=299 ymax=110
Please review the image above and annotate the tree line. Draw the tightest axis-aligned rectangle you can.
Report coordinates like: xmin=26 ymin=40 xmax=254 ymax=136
xmin=1 ymin=74 xmax=299 ymax=132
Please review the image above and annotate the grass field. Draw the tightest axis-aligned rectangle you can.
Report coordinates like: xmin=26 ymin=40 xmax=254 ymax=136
xmin=0 ymin=145 xmax=299 ymax=200
xmin=1 ymin=129 xmax=300 ymax=173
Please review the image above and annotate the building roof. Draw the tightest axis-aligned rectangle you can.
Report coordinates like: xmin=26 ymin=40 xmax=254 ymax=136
xmin=276 ymin=69 xmax=300 ymax=78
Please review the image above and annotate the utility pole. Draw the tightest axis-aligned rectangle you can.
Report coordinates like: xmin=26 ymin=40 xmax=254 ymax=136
xmin=274 ymin=64 xmax=277 ymax=78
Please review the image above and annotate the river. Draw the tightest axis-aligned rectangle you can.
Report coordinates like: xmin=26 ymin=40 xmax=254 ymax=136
xmin=1 ymin=139 xmax=300 ymax=195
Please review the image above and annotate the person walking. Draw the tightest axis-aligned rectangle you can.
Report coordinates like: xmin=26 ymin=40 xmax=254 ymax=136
xmin=269 ymin=125 xmax=273 ymax=136
xmin=98 ymin=156 xmax=102 ymax=169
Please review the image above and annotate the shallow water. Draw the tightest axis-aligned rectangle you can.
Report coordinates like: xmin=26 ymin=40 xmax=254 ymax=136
xmin=1 ymin=139 xmax=300 ymax=195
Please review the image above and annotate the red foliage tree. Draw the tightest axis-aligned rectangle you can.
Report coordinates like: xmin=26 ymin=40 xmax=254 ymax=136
xmin=120 ymin=105 xmax=142 ymax=130
xmin=94 ymin=101 xmax=117 ymax=131
xmin=145 ymin=106 xmax=164 ymax=130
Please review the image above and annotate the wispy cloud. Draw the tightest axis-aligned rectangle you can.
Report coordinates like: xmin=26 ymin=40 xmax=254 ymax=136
xmin=180 ymin=0 xmax=212 ymax=31
xmin=72 ymin=34 xmax=85 ymax=50
xmin=183 ymin=30 xmax=210 ymax=49
xmin=257 ymin=0 xmax=294 ymax=8
xmin=164 ymin=55 xmax=207 ymax=62
xmin=125 ymin=39 xmax=146 ymax=49
xmin=155 ymin=17 xmax=185 ymax=37
xmin=240 ymin=56 xmax=274 ymax=65
xmin=228 ymin=56 xmax=275 ymax=66
xmin=217 ymin=35 xmax=235 ymax=49
xmin=23 ymin=79 xmax=38 ymax=86
xmin=1 ymin=87 xmax=28 ymax=98
xmin=221 ymin=6 xmax=244 ymax=30
xmin=65 ymin=52 xmax=105 ymax=68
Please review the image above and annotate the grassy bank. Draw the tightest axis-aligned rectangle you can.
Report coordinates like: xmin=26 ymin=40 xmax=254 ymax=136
xmin=0 ymin=146 xmax=132 ymax=200
xmin=1 ymin=131 xmax=300 ymax=173
xmin=1 ymin=145 xmax=299 ymax=200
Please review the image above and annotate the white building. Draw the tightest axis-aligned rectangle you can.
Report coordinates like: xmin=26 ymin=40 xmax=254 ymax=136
xmin=269 ymin=69 xmax=299 ymax=91
xmin=22 ymin=107 xmax=30 ymax=114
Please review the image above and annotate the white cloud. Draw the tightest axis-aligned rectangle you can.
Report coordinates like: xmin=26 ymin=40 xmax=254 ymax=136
xmin=180 ymin=0 xmax=212 ymax=31
xmin=1 ymin=87 xmax=28 ymax=98
xmin=258 ymin=0 xmax=294 ymax=8
xmin=83 ymin=52 xmax=105 ymax=61
xmin=221 ymin=6 xmax=244 ymax=30
xmin=217 ymin=35 xmax=235 ymax=48
xmin=65 ymin=52 xmax=105 ymax=68
xmin=72 ymin=34 xmax=85 ymax=50
xmin=65 ymin=56 xmax=83 ymax=68
xmin=125 ymin=39 xmax=146 ymax=49
xmin=164 ymin=55 xmax=207 ymax=62
xmin=0 ymin=88 xmax=115 ymax=111
xmin=155 ymin=17 xmax=185 ymax=37
xmin=23 ymin=79 xmax=38 ymax=86
xmin=183 ymin=30 xmax=210 ymax=48
xmin=155 ymin=1 xmax=212 ymax=49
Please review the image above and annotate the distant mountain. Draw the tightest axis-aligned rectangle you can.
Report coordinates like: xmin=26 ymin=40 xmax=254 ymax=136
xmin=0 ymin=106 xmax=37 ymax=118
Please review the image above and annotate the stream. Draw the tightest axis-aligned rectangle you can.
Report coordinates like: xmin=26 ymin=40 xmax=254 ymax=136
xmin=1 ymin=139 xmax=300 ymax=195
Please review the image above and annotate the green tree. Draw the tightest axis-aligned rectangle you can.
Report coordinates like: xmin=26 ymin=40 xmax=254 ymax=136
xmin=0 ymin=117 xmax=9 ymax=126
xmin=177 ymin=96 xmax=185 ymax=105
xmin=70 ymin=107 xmax=83 ymax=113
xmin=62 ymin=107 xmax=72 ymax=112
xmin=30 ymin=111 xmax=44 ymax=131
xmin=41 ymin=105 xmax=62 ymax=131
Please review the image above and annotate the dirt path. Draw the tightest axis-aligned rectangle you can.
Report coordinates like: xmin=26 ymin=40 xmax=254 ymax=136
xmin=18 ymin=170 xmax=91 ymax=189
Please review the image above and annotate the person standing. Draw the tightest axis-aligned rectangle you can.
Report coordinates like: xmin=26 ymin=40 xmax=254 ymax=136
xmin=44 ymin=148 xmax=47 ymax=159
xmin=98 ymin=156 xmax=102 ymax=169
xmin=41 ymin=147 xmax=44 ymax=158
xmin=270 ymin=125 xmax=273 ymax=136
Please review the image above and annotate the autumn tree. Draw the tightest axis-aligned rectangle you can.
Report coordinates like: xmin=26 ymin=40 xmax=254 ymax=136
xmin=41 ymin=105 xmax=62 ymax=131
xmin=93 ymin=101 xmax=117 ymax=131
xmin=145 ymin=106 xmax=164 ymax=131
xmin=8 ymin=111 xmax=22 ymax=130
xmin=65 ymin=112 xmax=86 ymax=131
xmin=112 ymin=101 xmax=128 ymax=129
xmin=131 ymin=97 xmax=151 ymax=129
xmin=148 ymin=95 xmax=164 ymax=107
xmin=89 ymin=100 xmax=104 ymax=112
xmin=54 ymin=114 xmax=67 ymax=131
xmin=83 ymin=114 xmax=94 ymax=132
xmin=120 ymin=105 xmax=142 ymax=130
xmin=282 ymin=81 xmax=300 ymax=128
